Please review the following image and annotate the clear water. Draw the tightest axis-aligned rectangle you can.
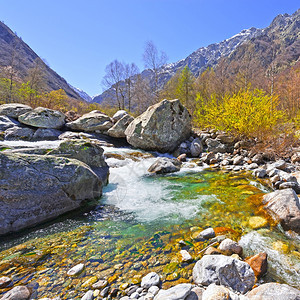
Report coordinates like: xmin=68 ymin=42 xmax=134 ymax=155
xmin=0 ymin=146 xmax=299 ymax=299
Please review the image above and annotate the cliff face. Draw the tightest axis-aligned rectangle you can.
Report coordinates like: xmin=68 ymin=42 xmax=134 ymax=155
xmin=0 ymin=21 xmax=83 ymax=100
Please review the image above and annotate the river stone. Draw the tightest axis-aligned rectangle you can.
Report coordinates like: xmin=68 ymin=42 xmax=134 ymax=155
xmin=262 ymin=188 xmax=300 ymax=233
xmin=107 ymin=114 xmax=134 ymax=138
xmin=67 ymin=263 xmax=85 ymax=276
xmin=202 ymin=283 xmax=231 ymax=300
xmin=141 ymin=272 xmax=160 ymax=289
xmin=180 ymin=250 xmax=193 ymax=262
xmin=148 ymin=286 xmax=160 ymax=296
xmin=4 ymin=126 xmax=35 ymax=141
xmin=246 ymin=282 xmax=300 ymax=299
xmin=291 ymin=152 xmax=300 ymax=164
xmin=0 ymin=115 xmax=20 ymax=131
xmin=218 ymin=238 xmax=243 ymax=255
xmin=205 ymin=138 xmax=227 ymax=153
xmin=112 ymin=110 xmax=128 ymax=123
xmin=154 ymin=283 xmax=192 ymax=300
xmin=148 ymin=157 xmax=181 ymax=174
xmin=125 ymin=99 xmax=191 ymax=153
xmin=245 ymin=252 xmax=268 ymax=278
xmin=192 ymin=255 xmax=255 ymax=294
xmin=0 ymin=286 xmax=30 ymax=300
xmin=197 ymin=227 xmax=215 ymax=240
xmin=0 ymin=276 xmax=11 ymax=288
xmin=32 ymin=128 xmax=62 ymax=141
xmin=190 ymin=138 xmax=203 ymax=157
xmin=185 ymin=287 xmax=204 ymax=300
xmin=81 ymin=290 xmax=94 ymax=300
xmin=0 ymin=152 xmax=104 ymax=235
xmin=0 ymin=103 xmax=32 ymax=119
xmin=66 ymin=110 xmax=113 ymax=132
xmin=18 ymin=107 xmax=65 ymax=129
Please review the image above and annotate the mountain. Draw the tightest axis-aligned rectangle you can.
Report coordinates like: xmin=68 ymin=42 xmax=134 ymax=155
xmin=68 ymin=84 xmax=92 ymax=102
xmin=93 ymin=9 xmax=300 ymax=106
xmin=0 ymin=21 xmax=83 ymax=100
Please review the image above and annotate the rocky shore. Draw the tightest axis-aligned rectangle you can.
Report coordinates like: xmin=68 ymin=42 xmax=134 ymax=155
xmin=0 ymin=100 xmax=300 ymax=299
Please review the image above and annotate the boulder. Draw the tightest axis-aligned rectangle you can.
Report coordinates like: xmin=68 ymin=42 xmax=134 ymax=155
xmin=4 ymin=126 xmax=35 ymax=141
xmin=291 ymin=152 xmax=300 ymax=164
xmin=18 ymin=107 xmax=65 ymax=129
xmin=205 ymin=138 xmax=227 ymax=153
xmin=125 ymin=99 xmax=191 ymax=153
xmin=112 ymin=110 xmax=128 ymax=123
xmin=262 ymin=189 xmax=300 ymax=233
xmin=218 ymin=238 xmax=243 ymax=256
xmin=141 ymin=272 xmax=160 ymax=289
xmin=246 ymin=282 xmax=300 ymax=300
xmin=192 ymin=255 xmax=255 ymax=294
xmin=148 ymin=157 xmax=181 ymax=174
xmin=32 ymin=128 xmax=62 ymax=141
xmin=0 ymin=103 xmax=32 ymax=119
xmin=202 ymin=284 xmax=232 ymax=300
xmin=0 ymin=286 xmax=30 ymax=300
xmin=190 ymin=138 xmax=203 ymax=157
xmin=66 ymin=111 xmax=113 ymax=132
xmin=154 ymin=283 xmax=192 ymax=300
xmin=107 ymin=114 xmax=134 ymax=138
xmin=0 ymin=115 xmax=20 ymax=131
xmin=0 ymin=152 xmax=104 ymax=235
xmin=245 ymin=252 xmax=268 ymax=278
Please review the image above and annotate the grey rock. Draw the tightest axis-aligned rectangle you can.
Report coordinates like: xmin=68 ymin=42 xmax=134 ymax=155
xmin=141 ymin=272 xmax=160 ymax=289
xmin=126 ymin=286 xmax=139 ymax=296
xmin=0 ymin=152 xmax=104 ymax=235
xmin=143 ymin=293 xmax=154 ymax=300
xmin=100 ymin=286 xmax=110 ymax=297
xmin=190 ymin=138 xmax=203 ymax=157
xmin=66 ymin=111 xmax=113 ymax=132
xmin=130 ymin=292 xmax=139 ymax=299
xmin=246 ymin=282 xmax=300 ymax=300
xmin=0 ymin=115 xmax=20 ymax=131
xmin=180 ymin=250 xmax=193 ymax=262
xmin=192 ymin=255 xmax=255 ymax=294
xmin=263 ymin=188 xmax=300 ymax=233
xmin=18 ymin=107 xmax=65 ymax=129
xmin=233 ymin=155 xmax=244 ymax=165
xmin=4 ymin=126 xmax=35 ymax=141
xmin=253 ymin=168 xmax=267 ymax=178
xmin=185 ymin=287 xmax=204 ymax=300
xmin=218 ymin=238 xmax=243 ymax=255
xmin=92 ymin=280 xmax=108 ymax=289
xmin=0 ymin=276 xmax=12 ymax=288
xmin=291 ymin=152 xmax=300 ymax=164
xmin=154 ymin=283 xmax=192 ymax=300
xmin=202 ymin=284 xmax=231 ymax=300
xmin=148 ymin=286 xmax=160 ymax=296
xmin=251 ymin=153 xmax=264 ymax=164
xmin=148 ymin=157 xmax=181 ymax=174
xmin=33 ymin=128 xmax=62 ymax=141
xmin=0 ymin=286 xmax=30 ymax=299
xmin=279 ymin=182 xmax=300 ymax=193
xmin=247 ymin=163 xmax=259 ymax=170
xmin=269 ymin=159 xmax=287 ymax=170
xmin=112 ymin=110 xmax=128 ymax=123
xmin=0 ymin=103 xmax=32 ymax=119
xmin=125 ymin=99 xmax=191 ymax=153
xmin=197 ymin=227 xmax=215 ymax=239
xmin=216 ymin=134 xmax=236 ymax=144
xmin=67 ymin=263 xmax=85 ymax=276
xmin=205 ymin=138 xmax=227 ymax=153
xmin=81 ymin=290 xmax=94 ymax=300
xmin=107 ymin=114 xmax=134 ymax=138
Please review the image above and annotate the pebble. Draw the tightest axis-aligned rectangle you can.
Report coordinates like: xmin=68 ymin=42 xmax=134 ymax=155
xmin=67 ymin=263 xmax=85 ymax=276
xmin=81 ymin=290 xmax=93 ymax=300
xmin=100 ymin=286 xmax=110 ymax=297
xmin=0 ymin=276 xmax=12 ymax=288
xmin=218 ymin=238 xmax=243 ymax=255
xmin=141 ymin=272 xmax=160 ymax=289
xmin=92 ymin=279 xmax=108 ymax=289
xmin=180 ymin=250 xmax=193 ymax=262
xmin=148 ymin=286 xmax=160 ymax=296
xmin=198 ymin=227 xmax=215 ymax=239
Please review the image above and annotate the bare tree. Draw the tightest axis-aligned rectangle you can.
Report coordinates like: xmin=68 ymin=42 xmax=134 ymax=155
xmin=143 ymin=40 xmax=167 ymax=102
xmin=124 ymin=63 xmax=139 ymax=111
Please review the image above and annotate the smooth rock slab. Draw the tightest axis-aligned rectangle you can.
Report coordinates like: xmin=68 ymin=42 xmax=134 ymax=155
xmin=0 ymin=103 xmax=32 ymax=119
xmin=246 ymin=282 xmax=300 ymax=300
xmin=18 ymin=107 xmax=65 ymax=129
xmin=263 ymin=188 xmax=300 ymax=233
xmin=154 ymin=283 xmax=192 ymax=300
xmin=1 ymin=286 xmax=30 ymax=300
xmin=141 ymin=272 xmax=160 ymax=289
xmin=193 ymin=255 xmax=255 ymax=294
xmin=125 ymin=99 xmax=191 ymax=153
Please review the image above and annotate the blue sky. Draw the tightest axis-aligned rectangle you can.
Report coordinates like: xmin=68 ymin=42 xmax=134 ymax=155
xmin=1 ymin=0 xmax=299 ymax=97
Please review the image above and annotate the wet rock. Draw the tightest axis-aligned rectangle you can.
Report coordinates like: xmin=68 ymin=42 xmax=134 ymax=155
xmin=0 ymin=152 xmax=104 ymax=235
xmin=141 ymin=272 xmax=160 ymax=289
xmin=193 ymin=255 xmax=255 ymax=294
xmin=107 ymin=114 xmax=134 ymax=138
xmin=0 ymin=103 xmax=32 ymax=119
xmin=4 ymin=126 xmax=35 ymax=141
xmin=246 ymin=282 xmax=300 ymax=299
xmin=32 ymin=128 xmax=62 ymax=141
xmin=245 ymin=252 xmax=268 ymax=278
xmin=0 ymin=276 xmax=11 ymax=288
xmin=0 ymin=115 xmax=20 ymax=131
xmin=81 ymin=290 xmax=94 ymax=300
xmin=263 ymin=188 xmax=300 ymax=233
xmin=248 ymin=216 xmax=268 ymax=229
xmin=148 ymin=157 xmax=181 ymax=174
xmin=67 ymin=263 xmax=85 ymax=276
xmin=180 ymin=250 xmax=193 ymax=262
xmin=253 ymin=168 xmax=267 ymax=178
xmin=1 ymin=286 xmax=31 ymax=300
xmin=190 ymin=138 xmax=203 ymax=157
xmin=218 ymin=238 xmax=243 ymax=256
xmin=66 ymin=111 xmax=113 ymax=132
xmin=177 ymin=153 xmax=187 ymax=162
xmin=185 ymin=287 xmax=204 ymax=300
xmin=100 ymin=286 xmax=110 ymax=297
xmin=18 ymin=107 xmax=65 ymax=129
xmin=154 ymin=283 xmax=192 ymax=300
xmin=205 ymin=138 xmax=227 ymax=153
xmin=125 ymin=99 xmax=191 ymax=153
xmin=197 ymin=228 xmax=215 ymax=240
xmin=202 ymin=283 xmax=231 ymax=300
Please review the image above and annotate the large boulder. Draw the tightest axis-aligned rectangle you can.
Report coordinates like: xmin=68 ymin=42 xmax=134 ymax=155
xmin=66 ymin=110 xmax=113 ymax=132
xmin=4 ymin=126 xmax=35 ymax=141
xmin=192 ymin=255 xmax=255 ymax=294
xmin=0 ymin=152 xmax=104 ymax=235
xmin=112 ymin=110 xmax=128 ymax=123
xmin=18 ymin=107 xmax=65 ymax=129
xmin=124 ymin=99 xmax=191 ymax=153
xmin=246 ymin=283 xmax=300 ymax=300
xmin=0 ymin=103 xmax=33 ymax=119
xmin=263 ymin=188 xmax=300 ymax=233
xmin=107 ymin=114 xmax=134 ymax=138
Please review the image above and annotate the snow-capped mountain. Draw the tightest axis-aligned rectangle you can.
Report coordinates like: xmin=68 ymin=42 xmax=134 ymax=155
xmin=68 ymin=84 xmax=92 ymax=102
